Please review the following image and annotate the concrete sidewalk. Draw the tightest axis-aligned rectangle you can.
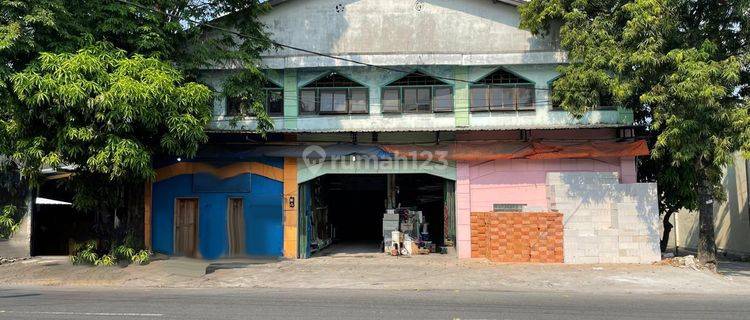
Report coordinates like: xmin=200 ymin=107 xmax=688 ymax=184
xmin=1 ymin=253 xmax=749 ymax=295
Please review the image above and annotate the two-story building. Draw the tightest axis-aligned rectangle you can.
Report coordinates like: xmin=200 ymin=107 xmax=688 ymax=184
xmin=145 ymin=0 xmax=661 ymax=264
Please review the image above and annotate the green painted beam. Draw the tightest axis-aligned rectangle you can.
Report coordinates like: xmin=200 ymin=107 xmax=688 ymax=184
xmin=297 ymin=160 xmax=457 ymax=184
xmin=283 ymin=69 xmax=298 ymax=129
xmin=454 ymin=66 xmax=470 ymax=127
xmin=618 ymin=106 xmax=634 ymax=125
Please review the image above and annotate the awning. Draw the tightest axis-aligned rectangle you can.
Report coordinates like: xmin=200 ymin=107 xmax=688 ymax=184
xmin=193 ymin=143 xmax=391 ymax=161
xmin=380 ymin=140 xmax=650 ymax=161
xmin=187 ymin=140 xmax=648 ymax=162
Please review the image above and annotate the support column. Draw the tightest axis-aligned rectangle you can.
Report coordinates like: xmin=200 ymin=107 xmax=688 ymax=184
xmin=454 ymin=66 xmax=470 ymax=127
xmin=144 ymin=180 xmax=152 ymax=250
xmin=283 ymin=69 xmax=298 ymax=130
xmin=455 ymin=162 xmax=472 ymax=258
xmin=386 ymin=174 xmax=396 ymax=208
xmin=283 ymin=157 xmax=299 ymax=258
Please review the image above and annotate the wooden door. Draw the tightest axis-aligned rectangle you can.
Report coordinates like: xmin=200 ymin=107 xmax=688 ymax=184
xmin=175 ymin=199 xmax=198 ymax=257
xmin=228 ymin=198 xmax=245 ymax=256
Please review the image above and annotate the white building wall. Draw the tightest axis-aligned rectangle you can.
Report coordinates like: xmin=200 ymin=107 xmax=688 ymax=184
xmin=547 ymin=172 xmax=661 ymax=264
xmin=672 ymin=155 xmax=750 ymax=256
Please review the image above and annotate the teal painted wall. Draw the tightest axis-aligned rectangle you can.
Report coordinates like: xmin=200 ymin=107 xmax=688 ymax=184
xmin=208 ymin=65 xmax=634 ymax=132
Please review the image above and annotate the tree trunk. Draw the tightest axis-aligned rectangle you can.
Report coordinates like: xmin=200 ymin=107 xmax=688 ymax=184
xmin=124 ymin=182 xmax=145 ymax=248
xmin=660 ymin=209 xmax=675 ymax=253
xmin=697 ymin=178 xmax=716 ymax=265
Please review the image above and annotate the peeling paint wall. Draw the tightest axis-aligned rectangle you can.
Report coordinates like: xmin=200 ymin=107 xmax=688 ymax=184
xmin=258 ymin=0 xmax=562 ymax=68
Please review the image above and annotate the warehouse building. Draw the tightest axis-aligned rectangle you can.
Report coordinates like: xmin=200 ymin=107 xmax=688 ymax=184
xmin=145 ymin=0 xmax=661 ymax=263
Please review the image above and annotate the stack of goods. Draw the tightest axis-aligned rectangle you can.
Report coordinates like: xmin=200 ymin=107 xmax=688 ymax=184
xmin=386 ymin=208 xmax=436 ymax=256
xmin=382 ymin=209 xmax=400 ymax=252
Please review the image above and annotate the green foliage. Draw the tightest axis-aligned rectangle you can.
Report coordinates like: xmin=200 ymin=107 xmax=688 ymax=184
xmin=9 ymin=43 xmax=212 ymax=209
xmin=1 ymin=1 xmax=276 ymax=232
xmin=70 ymin=240 xmax=100 ymax=265
xmin=96 ymin=254 xmax=117 ymax=266
xmin=0 ymin=158 xmax=26 ymax=239
xmin=0 ymin=205 xmax=20 ymax=238
xmin=1 ymin=0 xmax=275 ymax=250
xmin=112 ymin=233 xmax=151 ymax=265
xmin=71 ymin=235 xmax=151 ymax=266
xmin=131 ymin=250 xmax=151 ymax=265
xmin=520 ymin=0 xmax=750 ymax=213
xmin=1 ymin=0 xmax=276 ymax=147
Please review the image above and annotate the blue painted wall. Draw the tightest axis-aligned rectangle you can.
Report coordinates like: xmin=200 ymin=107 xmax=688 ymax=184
xmin=151 ymin=161 xmax=284 ymax=260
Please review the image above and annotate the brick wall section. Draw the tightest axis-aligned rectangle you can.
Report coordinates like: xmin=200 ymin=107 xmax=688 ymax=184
xmin=471 ymin=212 xmax=564 ymax=263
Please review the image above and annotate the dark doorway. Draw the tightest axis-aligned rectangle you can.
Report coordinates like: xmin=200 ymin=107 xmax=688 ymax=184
xmin=32 ymin=180 xmax=94 ymax=256
xmin=395 ymin=174 xmax=446 ymax=246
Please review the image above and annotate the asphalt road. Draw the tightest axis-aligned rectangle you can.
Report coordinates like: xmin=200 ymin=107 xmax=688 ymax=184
xmin=0 ymin=286 xmax=747 ymax=320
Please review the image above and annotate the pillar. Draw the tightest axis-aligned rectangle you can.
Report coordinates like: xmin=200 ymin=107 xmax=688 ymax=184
xmin=454 ymin=66 xmax=470 ymax=127
xmin=456 ymin=162 xmax=472 ymax=258
xmin=283 ymin=157 xmax=299 ymax=258
xmin=283 ymin=69 xmax=298 ymax=130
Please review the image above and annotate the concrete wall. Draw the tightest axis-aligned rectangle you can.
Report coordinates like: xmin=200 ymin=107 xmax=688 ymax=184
xmin=0 ymin=212 xmax=31 ymax=258
xmin=672 ymin=155 xmax=750 ymax=256
xmin=547 ymin=172 xmax=661 ymax=264
xmin=257 ymin=0 xmax=563 ymax=68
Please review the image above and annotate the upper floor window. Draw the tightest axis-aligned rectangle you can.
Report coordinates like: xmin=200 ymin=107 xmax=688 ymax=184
xmin=299 ymin=73 xmax=368 ymax=115
xmin=226 ymin=80 xmax=284 ymax=117
xmin=381 ymin=72 xmax=454 ymax=113
xmin=470 ymin=68 xmax=535 ymax=112
xmin=549 ymin=79 xmax=616 ymax=111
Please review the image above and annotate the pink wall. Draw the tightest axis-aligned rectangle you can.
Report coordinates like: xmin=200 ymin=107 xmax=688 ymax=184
xmin=455 ymin=157 xmax=637 ymax=258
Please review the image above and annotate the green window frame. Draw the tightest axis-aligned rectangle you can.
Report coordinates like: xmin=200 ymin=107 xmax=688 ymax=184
xmin=298 ymin=87 xmax=370 ymax=115
xmin=469 ymin=84 xmax=535 ymax=112
xmin=469 ymin=68 xmax=536 ymax=112
xmin=226 ymin=87 xmax=285 ymax=117
xmin=380 ymin=85 xmax=454 ymax=114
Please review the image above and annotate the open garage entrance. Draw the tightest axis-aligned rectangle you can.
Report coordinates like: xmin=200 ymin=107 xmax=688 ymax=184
xmin=32 ymin=180 xmax=96 ymax=256
xmin=298 ymin=173 xmax=455 ymax=258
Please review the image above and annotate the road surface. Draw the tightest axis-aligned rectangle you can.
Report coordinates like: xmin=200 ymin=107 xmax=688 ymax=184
xmin=0 ymin=286 xmax=747 ymax=319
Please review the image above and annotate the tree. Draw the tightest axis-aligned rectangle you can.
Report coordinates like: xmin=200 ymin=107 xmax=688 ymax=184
xmin=520 ymin=0 xmax=750 ymax=265
xmin=9 ymin=42 xmax=213 ymax=239
xmin=1 ymin=0 xmax=275 ymax=140
xmin=1 ymin=1 xmax=275 ymax=248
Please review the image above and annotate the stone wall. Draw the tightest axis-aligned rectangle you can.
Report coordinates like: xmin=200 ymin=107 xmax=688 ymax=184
xmin=547 ymin=172 xmax=660 ymax=264
xmin=470 ymin=212 xmax=563 ymax=263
